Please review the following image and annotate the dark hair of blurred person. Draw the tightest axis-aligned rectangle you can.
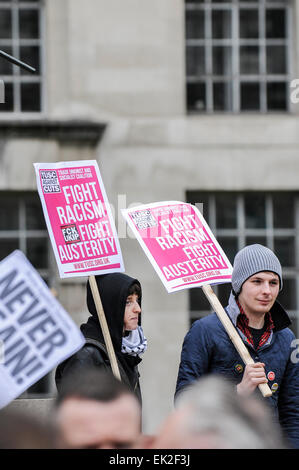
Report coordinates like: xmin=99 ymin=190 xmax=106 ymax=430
xmin=54 ymin=367 xmax=141 ymax=449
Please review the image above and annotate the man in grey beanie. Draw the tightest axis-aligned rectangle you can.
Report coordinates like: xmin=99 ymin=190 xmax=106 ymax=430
xmin=175 ymin=244 xmax=299 ymax=449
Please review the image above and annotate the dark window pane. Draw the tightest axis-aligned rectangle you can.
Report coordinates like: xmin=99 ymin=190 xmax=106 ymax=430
xmin=240 ymin=10 xmax=259 ymax=39
xmin=267 ymin=82 xmax=287 ymax=110
xmin=200 ymin=199 xmax=210 ymax=224
xmin=21 ymin=83 xmax=41 ymax=111
xmin=25 ymin=199 xmax=46 ymax=230
xmin=266 ymin=46 xmax=286 ymax=75
xmin=274 ymin=237 xmax=295 ymax=267
xmin=287 ymin=317 xmax=298 ymax=338
xmin=0 ymin=47 xmax=13 ymax=75
xmin=212 ymin=47 xmax=232 ymax=76
xmin=187 ymin=82 xmax=206 ymax=112
xmin=186 ymin=9 xmax=205 ymax=39
xmin=20 ymin=46 xmax=40 ymax=76
xmin=0 ymin=239 xmax=19 ymax=261
xmin=266 ymin=9 xmax=286 ymax=39
xmin=215 ymin=193 xmax=237 ymax=229
xmin=217 ymin=283 xmax=232 ymax=307
xmin=0 ymin=199 xmax=18 ymax=229
xmin=0 ymin=9 xmax=12 ymax=39
xmin=217 ymin=237 xmax=238 ymax=264
xmin=246 ymin=237 xmax=267 ymax=247
xmin=19 ymin=9 xmax=39 ymax=39
xmin=0 ymin=82 xmax=14 ymax=112
xmin=27 ymin=374 xmax=49 ymax=395
xmin=240 ymin=46 xmax=259 ymax=75
xmin=186 ymin=192 xmax=210 ymax=225
xmin=27 ymin=238 xmax=48 ymax=269
xmin=273 ymin=193 xmax=295 ymax=229
xmin=240 ymin=83 xmax=260 ymax=110
xmin=245 ymin=193 xmax=266 ymax=228
xmin=187 ymin=46 xmax=205 ymax=77
xmin=213 ymin=82 xmax=232 ymax=111
xmin=212 ymin=10 xmax=231 ymax=39
xmin=277 ymin=278 xmax=296 ymax=311
xmin=190 ymin=287 xmax=211 ymax=312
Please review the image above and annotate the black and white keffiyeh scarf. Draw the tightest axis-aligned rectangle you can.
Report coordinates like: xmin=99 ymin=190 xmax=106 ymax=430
xmin=121 ymin=326 xmax=147 ymax=357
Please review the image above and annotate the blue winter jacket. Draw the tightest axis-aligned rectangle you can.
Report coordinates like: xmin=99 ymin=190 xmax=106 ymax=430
xmin=175 ymin=292 xmax=299 ymax=449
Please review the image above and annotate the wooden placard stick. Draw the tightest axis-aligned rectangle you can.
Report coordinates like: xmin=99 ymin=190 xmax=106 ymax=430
xmin=202 ymin=284 xmax=272 ymax=398
xmin=89 ymin=275 xmax=121 ymax=381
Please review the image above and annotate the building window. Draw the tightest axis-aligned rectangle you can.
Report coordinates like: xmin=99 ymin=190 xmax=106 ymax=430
xmin=185 ymin=0 xmax=292 ymax=113
xmin=0 ymin=192 xmax=53 ymax=396
xmin=187 ymin=191 xmax=299 ymax=337
xmin=0 ymin=0 xmax=44 ymax=114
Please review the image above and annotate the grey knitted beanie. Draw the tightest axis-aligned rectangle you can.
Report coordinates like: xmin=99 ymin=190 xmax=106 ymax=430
xmin=231 ymin=244 xmax=282 ymax=295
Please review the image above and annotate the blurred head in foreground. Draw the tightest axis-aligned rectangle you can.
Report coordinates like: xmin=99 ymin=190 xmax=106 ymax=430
xmin=54 ymin=367 xmax=141 ymax=449
xmin=153 ymin=375 xmax=287 ymax=449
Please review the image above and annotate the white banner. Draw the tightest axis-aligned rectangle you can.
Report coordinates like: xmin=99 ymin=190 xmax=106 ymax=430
xmin=0 ymin=250 xmax=85 ymax=408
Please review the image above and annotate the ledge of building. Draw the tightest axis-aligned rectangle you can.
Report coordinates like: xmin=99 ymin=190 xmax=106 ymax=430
xmin=0 ymin=120 xmax=107 ymax=146
xmin=5 ymin=398 xmax=56 ymax=422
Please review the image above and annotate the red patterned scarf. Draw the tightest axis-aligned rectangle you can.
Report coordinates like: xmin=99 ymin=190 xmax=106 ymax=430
xmin=236 ymin=300 xmax=274 ymax=350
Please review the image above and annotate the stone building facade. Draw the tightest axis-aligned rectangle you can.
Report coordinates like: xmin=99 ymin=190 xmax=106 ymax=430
xmin=0 ymin=0 xmax=298 ymax=433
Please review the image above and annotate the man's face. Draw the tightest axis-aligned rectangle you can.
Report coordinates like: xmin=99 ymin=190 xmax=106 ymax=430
xmin=123 ymin=294 xmax=141 ymax=331
xmin=56 ymin=394 xmax=141 ymax=449
xmin=238 ymin=271 xmax=280 ymax=317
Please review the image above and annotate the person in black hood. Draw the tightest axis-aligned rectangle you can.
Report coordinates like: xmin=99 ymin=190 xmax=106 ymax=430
xmin=55 ymin=273 xmax=147 ymax=404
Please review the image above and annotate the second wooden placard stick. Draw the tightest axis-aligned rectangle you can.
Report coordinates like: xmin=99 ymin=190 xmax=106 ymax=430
xmin=88 ymin=275 xmax=121 ymax=381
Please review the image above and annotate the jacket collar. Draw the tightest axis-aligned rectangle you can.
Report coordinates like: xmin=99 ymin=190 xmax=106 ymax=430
xmin=226 ymin=291 xmax=291 ymax=332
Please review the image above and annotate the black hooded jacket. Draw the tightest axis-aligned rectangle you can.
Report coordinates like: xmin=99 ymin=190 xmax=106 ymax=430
xmin=55 ymin=273 xmax=143 ymax=403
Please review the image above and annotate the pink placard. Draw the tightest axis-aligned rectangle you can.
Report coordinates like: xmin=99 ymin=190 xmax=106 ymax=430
xmin=34 ymin=161 xmax=124 ymax=278
xmin=122 ymin=201 xmax=232 ymax=293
